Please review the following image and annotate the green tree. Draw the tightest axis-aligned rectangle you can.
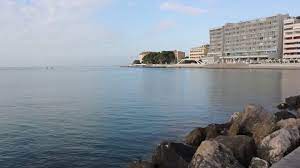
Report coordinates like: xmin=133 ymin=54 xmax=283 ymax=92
xmin=132 ymin=60 xmax=141 ymax=64
xmin=142 ymin=51 xmax=175 ymax=64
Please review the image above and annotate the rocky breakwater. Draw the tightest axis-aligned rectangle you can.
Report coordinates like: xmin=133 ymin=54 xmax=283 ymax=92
xmin=129 ymin=95 xmax=300 ymax=168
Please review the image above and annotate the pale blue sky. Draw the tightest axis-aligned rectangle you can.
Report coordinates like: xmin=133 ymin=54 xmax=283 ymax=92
xmin=0 ymin=0 xmax=299 ymax=66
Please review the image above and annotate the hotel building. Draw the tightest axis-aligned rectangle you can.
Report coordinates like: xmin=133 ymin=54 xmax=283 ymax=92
xmin=189 ymin=44 xmax=209 ymax=61
xmin=283 ymin=17 xmax=300 ymax=60
xmin=208 ymin=14 xmax=289 ymax=63
xmin=208 ymin=27 xmax=224 ymax=58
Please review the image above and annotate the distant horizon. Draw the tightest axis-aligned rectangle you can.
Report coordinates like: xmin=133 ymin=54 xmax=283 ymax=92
xmin=0 ymin=0 xmax=299 ymax=67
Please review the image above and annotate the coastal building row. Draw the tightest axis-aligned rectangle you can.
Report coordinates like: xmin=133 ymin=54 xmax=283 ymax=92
xmin=136 ymin=14 xmax=300 ymax=64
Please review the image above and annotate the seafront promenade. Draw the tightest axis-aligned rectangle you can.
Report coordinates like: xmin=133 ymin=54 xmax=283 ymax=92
xmin=125 ymin=63 xmax=300 ymax=70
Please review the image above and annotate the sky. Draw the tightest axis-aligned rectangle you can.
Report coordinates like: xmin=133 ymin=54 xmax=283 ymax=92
xmin=0 ymin=0 xmax=299 ymax=67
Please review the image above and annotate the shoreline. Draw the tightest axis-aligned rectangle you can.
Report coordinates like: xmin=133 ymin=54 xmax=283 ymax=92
xmin=123 ymin=63 xmax=300 ymax=70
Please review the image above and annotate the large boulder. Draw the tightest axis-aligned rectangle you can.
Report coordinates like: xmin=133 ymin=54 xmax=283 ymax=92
xmin=185 ymin=123 xmax=231 ymax=147
xmin=185 ymin=128 xmax=206 ymax=147
xmin=276 ymin=118 xmax=300 ymax=129
xmin=296 ymin=108 xmax=300 ymax=118
xmin=228 ymin=104 xmax=276 ymax=144
xmin=128 ymin=161 xmax=153 ymax=168
xmin=228 ymin=114 xmax=242 ymax=136
xmin=205 ymin=123 xmax=231 ymax=140
xmin=215 ymin=135 xmax=256 ymax=166
xmin=189 ymin=140 xmax=244 ymax=168
xmin=152 ymin=141 xmax=196 ymax=168
xmin=274 ymin=111 xmax=296 ymax=122
xmin=258 ymin=127 xmax=300 ymax=164
xmin=249 ymin=157 xmax=269 ymax=168
xmin=286 ymin=95 xmax=300 ymax=110
xmin=277 ymin=103 xmax=289 ymax=110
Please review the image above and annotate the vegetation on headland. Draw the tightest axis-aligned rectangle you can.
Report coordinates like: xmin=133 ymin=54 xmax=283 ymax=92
xmin=142 ymin=51 xmax=175 ymax=64
xmin=129 ymin=95 xmax=300 ymax=168
xmin=132 ymin=60 xmax=141 ymax=64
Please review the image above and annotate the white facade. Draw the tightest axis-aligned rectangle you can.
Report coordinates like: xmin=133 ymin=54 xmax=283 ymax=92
xmin=208 ymin=14 xmax=289 ymax=63
xmin=283 ymin=17 xmax=300 ymax=59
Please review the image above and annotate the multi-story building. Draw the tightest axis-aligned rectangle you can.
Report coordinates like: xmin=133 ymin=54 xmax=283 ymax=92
xmin=208 ymin=14 xmax=289 ymax=63
xmin=189 ymin=44 xmax=209 ymax=61
xmin=174 ymin=50 xmax=186 ymax=63
xmin=208 ymin=27 xmax=224 ymax=58
xmin=283 ymin=17 xmax=300 ymax=60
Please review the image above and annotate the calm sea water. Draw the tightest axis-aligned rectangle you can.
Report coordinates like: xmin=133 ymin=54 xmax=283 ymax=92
xmin=0 ymin=67 xmax=300 ymax=168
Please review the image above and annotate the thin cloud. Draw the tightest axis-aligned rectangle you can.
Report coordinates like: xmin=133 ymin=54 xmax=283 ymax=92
xmin=0 ymin=0 xmax=118 ymax=66
xmin=160 ymin=1 xmax=207 ymax=15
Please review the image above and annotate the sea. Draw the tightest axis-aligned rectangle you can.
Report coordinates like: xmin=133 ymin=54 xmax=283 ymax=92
xmin=0 ymin=66 xmax=299 ymax=168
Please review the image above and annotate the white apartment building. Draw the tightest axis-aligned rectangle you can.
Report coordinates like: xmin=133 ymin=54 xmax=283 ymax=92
xmin=283 ymin=17 xmax=300 ymax=60
xmin=208 ymin=14 xmax=289 ymax=63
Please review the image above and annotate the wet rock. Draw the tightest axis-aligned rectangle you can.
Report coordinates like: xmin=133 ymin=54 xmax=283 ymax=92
xmin=286 ymin=95 xmax=300 ymax=110
xmin=189 ymin=140 xmax=244 ymax=168
xmin=215 ymin=135 xmax=256 ymax=166
xmin=152 ymin=141 xmax=196 ymax=168
xmin=295 ymin=108 xmax=300 ymax=118
xmin=277 ymin=103 xmax=289 ymax=110
xmin=249 ymin=157 xmax=269 ymax=168
xmin=258 ymin=127 xmax=300 ymax=164
xmin=128 ymin=161 xmax=153 ymax=168
xmin=228 ymin=114 xmax=242 ymax=136
xmin=205 ymin=123 xmax=231 ymax=140
xmin=185 ymin=128 xmax=206 ymax=147
xmin=277 ymin=118 xmax=300 ymax=129
xmin=185 ymin=123 xmax=231 ymax=147
xmin=228 ymin=104 xmax=276 ymax=144
xmin=274 ymin=111 xmax=296 ymax=122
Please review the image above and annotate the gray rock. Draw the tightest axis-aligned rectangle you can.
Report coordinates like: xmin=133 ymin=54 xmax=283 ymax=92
xmin=228 ymin=104 xmax=276 ymax=144
xmin=249 ymin=157 xmax=269 ymax=168
xmin=185 ymin=128 xmax=206 ymax=147
xmin=185 ymin=123 xmax=231 ymax=147
xmin=258 ymin=127 xmax=300 ymax=164
xmin=152 ymin=141 xmax=196 ymax=168
xmin=286 ymin=95 xmax=300 ymax=110
xmin=128 ymin=161 xmax=153 ymax=168
xmin=276 ymin=118 xmax=300 ymax=129
xmin=215 ymin=135 xmax=256 ymax=166
xmin=277 ymin=103 xmax=289 ymax=110
xmin=189 ymin=140 xmax=244 ymax=168
xmin=295 ymin=108 xmax=300 ymax=118
xmin=205 ymin=123 xmax=231 ymax=140
xmin=274 ymin=111 xmax=296 ymax=122
xmin=229 ymin=112 xmax=243 ymax=123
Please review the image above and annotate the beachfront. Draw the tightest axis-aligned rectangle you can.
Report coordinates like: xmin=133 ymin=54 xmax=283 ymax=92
xmin=126 ymin=63 xmax=300 ymax=70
